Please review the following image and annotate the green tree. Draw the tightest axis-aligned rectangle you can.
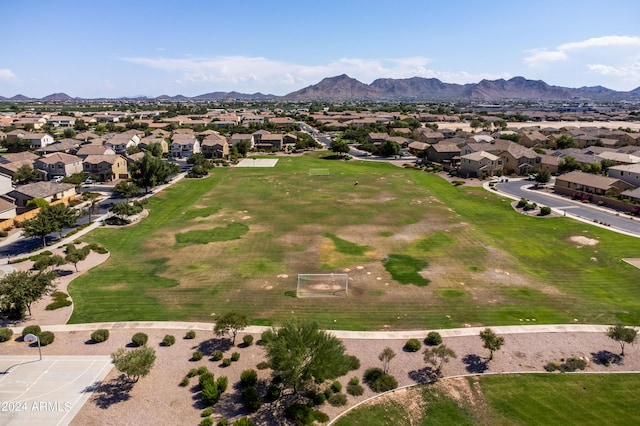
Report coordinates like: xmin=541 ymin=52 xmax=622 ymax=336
xmin=82 ymin=192 xmax=101 ymax=222
xmin=13 ymin=165 xmax=38 ymax=184
xmin=329 ymin=139 xmax=350 ymax=156
xmin=265 ymin=319 xmax=350 ymax=394
xmin=21 ymin=214 xmax=55 ymax=247
xmin=146 ymin=142 xmax=165 ymax=157
xmin=65 ymin=249 xmax=87 ymax=272
xmin=113 ymin=181 xmax=140 ymax=200
xmin=63 ymin=128 xmax=76 ymax=138
xmin=423 ymin=344 xmax=457 ymax=373
xmin=378 ymin=347 xmax=396 ymax=374
xmin=378 ymin=140 xmax=400 ymax=157
xmin=235 ymin=140 xmax=251 ymax=157
xmin=33 ymin=254 xmax=65 ymax=273
xmin=214 ymin=312 xmax=249 ymax=345
xmin=130 ymin=152 xmax=179 ymax=193
xmin=109 ymin=201 xmax=142 ymax=221
xmin=606 ymin=324 xmax=637 ymax=356
xmin=41 ymin=203 xmax=78 ymax=240
xmin=26 ymin=198 xmax=49 ymax=210
xmin=555 ymin=135 xmax=576 ymax=149
xmin=470 ymin=119 xmax=482 ymax=132
xmin=559 ymin=156 xmax=581 ymax=173
xmin=0 ymin=270 xmax=56 ymax=318
xmin=111 ymin=346 xmax=157 ymax=383
xmin=535 ymin=169 xmax=551 ymax=184
xmin=479 ymin=328 xmax=504 ymax=361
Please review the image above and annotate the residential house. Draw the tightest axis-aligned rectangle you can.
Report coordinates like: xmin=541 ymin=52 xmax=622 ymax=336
xmin=256 ymin=134 xmax=284 ymax=150
xmin=554 ymin=170 xmax=634 ymax=197
xmin=82 ymin=155 xmax=128 ymax=181
xmin=499 ymin=142 xmax=540 ymax=175
xmin=459 ymin=151 xmax=502 ymax=178
xmin=607 ymin=163 xmax=640 ymax=187
xmin=596 ymin=151 xmax=640 ymax=165
xmin=37 ymin=138 xmax=81 ymax=155
xmin=47 ymin=116 xmax=76 ymax=128
xmin=0 ymin=152 xmax=39 ymax=179
xmin=0 ymin=173 xmax=12 ymax=195
xmin=230 ymin=134 xmax=255 ymax=149
xmin=537 ymin=154 xmax=561 ymax=175
xmin=75 ymin=144 xmax=116 ymax=158
xmin=201 ymin=134 xmax=229 ymax=159
xmin=365 ymin=133 xmax=389 ymax=145
xmin=104 ymin=130 xmax=142 ymax=154
xmin=138 ymin=136 xmax=168 ymax=155
xmin=7 ymin=132 xmax=54 ymax=149
xmin=407 ymin=141 xmax=428 ymax=155
xmin=8 ymin=182 xmax=77 ymax=208
xmin=170 ymin=134 xmax=201 ymax=158
xmin=519 ymin=130 xmax=548 ymax=148
xmin=0 ymin=198 xmax=17 ymax=221
xmin=268 ymin=117 xmax=295 ymax=128
xmin=35 ymin=153 xmax=84 ymax=179
xmin=425 ymin=142 xmax=461 ymax=165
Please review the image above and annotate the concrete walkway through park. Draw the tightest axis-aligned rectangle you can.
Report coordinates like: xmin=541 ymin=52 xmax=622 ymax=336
xmin=6 ymin=321 xmax=613 ymax=340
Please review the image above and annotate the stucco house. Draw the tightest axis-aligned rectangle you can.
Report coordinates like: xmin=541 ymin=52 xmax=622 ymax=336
xmin=554 ymin=170 xmax=634 ymax=197
xmin=35 ymin=153 xmax=84 ymax=179
xmin=82 ymin=154 xmax=128 ymax=181
xmin=8 ymin=182 xmax=76 ymax=207
xmin=459 ymin=151 xmax=503 ymax=178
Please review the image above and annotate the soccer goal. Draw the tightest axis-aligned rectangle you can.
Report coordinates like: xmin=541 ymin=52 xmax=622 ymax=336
xmin=297 ymin=273 xmax=349 ymax=298
xmin=308 ymin=168 xmax=330 ymax=176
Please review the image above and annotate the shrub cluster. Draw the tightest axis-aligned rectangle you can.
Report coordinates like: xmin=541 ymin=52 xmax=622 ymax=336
xmin=347 ymin=377 xmax=364 ymax=396
xmin=192 ymin=351 xmax=204 ymax=361
xmin=241 ymin=386 xmax=262 ymax=412
xmin=540 ymin=206 xmax=552 ymax=216
xmin=242 ymin=335 xmax=254 ymax=346
xmin=544 ymin=356 xmax=588 ymax=373
xmin=211 ymin=350 xmax=223 ymax=361
xmin=404 ymin=338 xmax=421 ymax=352
xmin=424 ymin=331 xmax=442 ymax=346
xmin=240 ymin=369 xmax=258 ymax=387
xmin=230 ymin=352 xmax=240 ymax=361
xmin=328 ymin=393 xmax=347 ymax=407
xmin=184 ymin=330 xmax=196 ymax=339
xmin=131 ymin=332 xmax=148 ymax=347
xmin=364 ymin=367 xmax=398 ymax=392
xmin=222 ymin=358 xmax=232 ymax=367
xmin=38 ymin=331 xmax=55 ymax=346
xmin=161 ymin=334 xmax=176 ymax=346
xmin=91 ymin=329 xmax=110 ymax=343
xmin=284 ymin=404 xmax=328 ymax=425
xmin=199 ymin=370 xmax=224 ymax=406
xmin=22 ymin=325 xmax=42 ymax=337
xmin=0 ymin=327 xmax=14 ymax=342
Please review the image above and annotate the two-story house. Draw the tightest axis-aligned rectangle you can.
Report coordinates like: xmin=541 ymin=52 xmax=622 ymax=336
xmin=82 ymin=155 xmax=128 ymax=181
xmin=35 ymin=153 xmax=84 ymax=179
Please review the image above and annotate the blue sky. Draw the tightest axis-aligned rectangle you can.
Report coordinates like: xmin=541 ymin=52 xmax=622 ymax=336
xmin=2 ymin=0 xmax=640 ymax=98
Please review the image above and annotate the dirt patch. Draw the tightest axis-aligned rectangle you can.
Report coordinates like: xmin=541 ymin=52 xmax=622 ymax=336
xmin=568 ymin=235 xmax=599 ymax=246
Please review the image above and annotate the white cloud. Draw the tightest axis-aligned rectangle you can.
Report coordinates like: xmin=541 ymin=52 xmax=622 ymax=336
xmin=523 ymin=35 xmax=640 ymax=67
xmin=121 ymin=55 xmax=509 ymax=94
xmin=0 ymin=68 xmax=17 ymax=81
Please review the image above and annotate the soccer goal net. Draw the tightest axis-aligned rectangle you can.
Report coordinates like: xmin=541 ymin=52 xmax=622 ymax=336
xmin=297 ymin=273 xmax=349 ymax=298
xmin=308 ymin=168 xmax=330 ymax=176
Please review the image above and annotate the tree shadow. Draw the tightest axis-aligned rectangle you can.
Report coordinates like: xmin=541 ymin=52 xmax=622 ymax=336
xmin=193 ymin=338 xmax=231 ymax=354
xmin=591 ymin=350 xmax=622 ymax=366
xmin=462 ymin=354 xmax=489 ymax=373
xmin=408 ymin=367 xmax=439 ymax=384
xmin=89 ymin=374 xmax=133 ymax=409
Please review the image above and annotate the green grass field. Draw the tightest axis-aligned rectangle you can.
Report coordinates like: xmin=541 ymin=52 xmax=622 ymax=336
xmin=68 ymin=153 xmax=640 ymax=329
xmin=335 ymin=374 xmax=640 ymax=425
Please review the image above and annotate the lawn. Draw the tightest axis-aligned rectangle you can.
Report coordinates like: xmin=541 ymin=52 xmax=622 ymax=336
xmin=335 ymin=374 xmax=640 ymax=425
xmin=68 ymin=152 xmax=640 ymax=329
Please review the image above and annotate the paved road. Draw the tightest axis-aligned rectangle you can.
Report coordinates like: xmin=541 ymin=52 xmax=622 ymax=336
xmin=493 ymin=179 xmax=640 ymax=237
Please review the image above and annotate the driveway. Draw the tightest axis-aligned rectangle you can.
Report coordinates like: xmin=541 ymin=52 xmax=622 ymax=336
xmin=492 ymin=179 xmax=640 ymax=237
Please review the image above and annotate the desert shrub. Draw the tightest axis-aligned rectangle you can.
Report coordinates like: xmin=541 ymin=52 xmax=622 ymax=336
xmin=131 ymin=332 xmax=148 ymax=347
xmin=184 ymin=330 xmax=196 ymax=339
xmin=266 ymin=384 xmax=281 ymax=402
xmin=199 ymin=418 xmax=213 ymax=426
xmin=217 ymin=420 xmax=228 ymax=426
xmin=161 ymin=334 xmax=176 ymax=346
xmin=211 ymin=350 xmax=223 ymax=361
xmin=242 ymin=334 xmax=254 ymax=346
xmin=200 ymin=372 xmax=221 ymax=405
xmin=0 ymin=230 xmax=8 ymax=237
xmin=310 ymin=390 xmax=325 ymax=405
xmin=540 ymin=206 xmax=552 ymax=216
xmin=22 ymin=325 xmax=41 ymax=337
xmin=517 ymin=198 xmax=527 ymax=208
xmin=559 ymin=357 xmax=588 ymax=373
xmin=240 ymin=369 xmax=258 ymax=387
xmin=0 ymin=327 xmax=14 ymax=342
xmin=424 ymin=331 xmax=442 ymax=346
xmin=180 ymin=377 xmax=190 ymax=387
xmin=259 ymin=329 xmax=274 ymax=345
xmin=222 ymin=358 xmax=232 ymax=367
xmin=216 ymin=376 xmax=228 ymax=393
xmin=404 ymin=338 xmax=421 ymax=352
xmin=242 ymin=386 xmax=262 ymax=412
xmin=187 ymin=368 xmax=199 ymax=378
xmin=347 ymin=377 xmax=364 ymax=396
xmin=544 ymin=362 xmax=559 ymax=372
xmin=232 ymin=419 xmax=254 ymax=426
xmin=38 ymin=331 xmax=55 ymax=346
xmin=285 ymin=403 xmax=315 ymax=425
xmin=192 ymin=351 xmax=204 ymax=361
xmin=323 ymin=387 xmax=334 ymax=399
xmin=330 ymin=380 xmax=342 ymax=393
xmin=346 ymin=354 xmax=361 ymax=370
xmin=231 ymin=352 xmax=240 ymax=361
xmin=201 ymin=407 xmax=213 ymax=417
xmin=364 ymin=367 xmax=398 ymax=392
xmin=91 ymin=329 xmax=109 ymax=343
xmin=257 ymin=361 xmax=270 ymax=370
xmin=196 ymin=366 xmax=208 ymax=375
xmin=313 ymin=411 xmax=330 ymax=423
xmin=328 ymin=393 xmax=347 ymax=407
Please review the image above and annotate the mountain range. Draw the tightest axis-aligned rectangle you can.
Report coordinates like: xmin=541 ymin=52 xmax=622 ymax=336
xmin=2 ymin=75 xmax=640 ymax=102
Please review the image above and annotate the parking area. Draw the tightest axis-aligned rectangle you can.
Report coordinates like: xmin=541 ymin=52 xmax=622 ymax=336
xmin=0 ymin=355 xmax=112 ymax=425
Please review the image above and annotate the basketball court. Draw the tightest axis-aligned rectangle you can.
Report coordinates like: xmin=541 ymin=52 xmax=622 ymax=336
xmin=0 ymin=355 xmax=112 ymax=425
xmin=236 ymin=158 xmax=279 ymax=167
